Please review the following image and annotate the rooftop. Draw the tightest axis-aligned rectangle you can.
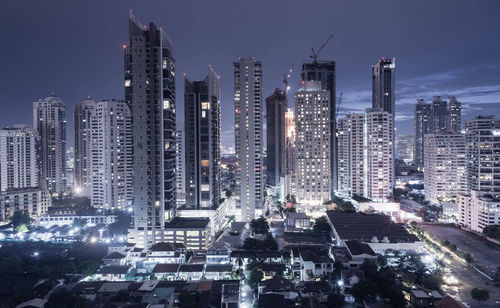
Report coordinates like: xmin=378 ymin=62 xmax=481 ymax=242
xmin=345 ymin=240 xmax=376 ymax=257
xmin=178 ymin=264 xmax=204 ymax=273
xmin=165 ymin=217 xmax=210 ymax=229
xmin=96 ymin=265 xmax=131 ymax=275
xmin=103 ymin=252 xmax=126 ymax=260
xmin=326 ymin=211 xmax=419 ymax=243
xmin=150 ymin=242 xmax=186 ymax=252
xmin=152 ymin=263 xmax=181 ymax=274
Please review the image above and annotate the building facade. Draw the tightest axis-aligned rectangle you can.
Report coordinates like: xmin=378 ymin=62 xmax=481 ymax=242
xmin=176 ymin=126 xmax=186 ymax=206
xmin=337 ymin=113 xmax=364 ymax=198
xmin=459 ymin=190 xmax=500 ymax=233
xmin=431 ymin=96 xmax=449 ymax=133
xmin=265 ymin=88 xmax=286 ymax=188
xmin=234 ymin=58 xmax=264 ymax=221
xmin=184 ymin=67 xmax=221 ymax=210
xmin=414 ymin=99 xmax=432 ymax=167
xmin=284 ymin=108 xmax=296 ymax=198
xmin=397 ymin=135 xmax=414 ymax=164
xmin=424 ymin=133 xmax=467 ymax=204
xmin=73 ymin=97 xmax=96 ymax=195
xmin=372 ymin=58 xmax=396 ymax=117
xmin=448 ymin=96 xmax=461 ymax=133
xmin=0 ymin=188 xmax=50 ymax=221
xmin=0 ymin=125 xmax=39 ymax=191
xmin=295 ymin=81 xmax=331 ymax=207
xmin=90 ymin=100 xmax=133 ymax=210
xmin=33 ymin=95 xmax=67 ymax=195
xmin=125 ymin=13 xmax=176 ymax=247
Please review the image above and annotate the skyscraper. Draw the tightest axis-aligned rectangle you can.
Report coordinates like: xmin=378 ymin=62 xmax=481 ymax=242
xmin=337 ymin=113 xmax=364 ymax=198
xmin=301 ymin=60 xmax=336 ymax=192
xmin=184 ymin=67 xmax=221 ymax=209
xmin=176 ymin=126 xmax=186 ymax=206
xmin=33 ymin=95 xmax=66 ymax=195
xmin=372 ymin=58 xmax=395 ymax=116
xmin=265 ymin=88 xmax=286 ymax=188
xmin=465 ymin=116 xmax=500 ymax=193
xmin=73 ymin=97 xmax=96 ymax=195
xmin=90 ymin=100 xmax=132 ymax=210
xmin=397 ymin=135 xmax=414 ymax=164
xmin=448 ymin=96 xmax=462 ymax=133
xmin=284 ymin=108 xmax=296 ymax=197
xmin=125 ymin=13 xmax=176 ymax=247
xmin=414 ymin=99 xmax=432 ymax=167
xmin=364 ymin=109 xmax=394 ymax=201
xmin=0 ymin=125 xmax=39 ymax=191
xmin=234 ymin=58 xmax=264 ymax=222
xmin=424 ymin=133 xmax=467 ymax=204
xmin=431 ymin=96 xmax=448 ymax=133
xmin=295 ymin=81 xmax=331 ymax=207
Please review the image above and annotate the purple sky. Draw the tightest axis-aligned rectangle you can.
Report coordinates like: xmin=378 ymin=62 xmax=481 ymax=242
xmin=1 ymin=0 xmax=500 ymax=149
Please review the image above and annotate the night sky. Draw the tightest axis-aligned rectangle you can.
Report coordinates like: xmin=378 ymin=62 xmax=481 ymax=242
xmin=1 ymin=0 xmax=500 ymax=149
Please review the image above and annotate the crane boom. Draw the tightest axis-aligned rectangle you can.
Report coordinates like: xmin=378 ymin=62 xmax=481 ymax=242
xmin=310 ymin=34 xmax=334 ymax=62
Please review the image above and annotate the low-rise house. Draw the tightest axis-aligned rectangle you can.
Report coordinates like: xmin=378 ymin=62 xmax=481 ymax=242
xmin=258 ymin=277 xmax=298 ymax=300
xmin=344 ymin=240 xmax=377 ymax=268
xmin=410 ymin=289 xmax=443 ymax=307
xmin=298 ymin=249 xmax=334 ymax=280
xmin=339 ymin=270 xmax=365 ymax=303
xmin=285 ymin=212 xmax=311 ymax=232
xmin=434 ymin=296 xmax=467 ymax=308
xmin=204 ymin=264 xmax=233 ymax=280
xmin=102 ymin=252 xmax=126 ymax=266
xmin=261 ymin=263 xmax=286 ymax=280
xmin=178 ymin=264 xmax=204 ymax=281
xmin=221 ymin=283 xmax=240 ymax=308
xmin=298 ymin=281 xmax=332 ymax=303
xmin=152 ymin=264 xmax=181 ymax=280
xmin=206 ymin=241 xmax=231 ymax=264
xmin=94 ymin=265 xmax=132 ymax=281
xmin=140 ymin=286 xmax=175 ymax=307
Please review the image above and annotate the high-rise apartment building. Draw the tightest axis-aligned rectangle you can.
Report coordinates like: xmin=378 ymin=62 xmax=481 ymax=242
xmin=73 ymin=97 xmax=96 ymax=195
xmin=176 ymin=126 xmax=186 ymax=206
xmin=337 ymin=114 xmax=364 ymax=198
xmin=33 ymin=95 xmax=67 ymax=195
xmin=364 ymin=109 xmax=394 ymax=201
xmin=125 ymin=13 xmax=176 ymax=247
xmin=448 ymin=96 xmax=461 ymax=133
xmin=397 ymin=135 xmax=414 ymax=164
xmin=265 ymin=88 xmax=286 ymax=188
xmin=89 ymin=100 xmax=133 ymax=210
xmin=234 ymin=58 xmax=264 ymax=222
xmin=301 ymin=60 xmax=336 ymax=192
xmin=372 ymin=58 xmax=396 ymax=117
xmin=184 ymin=67 xmax=221 ymax=209
xmin=459 ymin=190 xmax=500 ymax=233
xmin=424 ymin=133 xmax=467 ymax=204
xmin=465 ymin=116 xmax=500 ymax=194
xmin=414 ymin=99 xmax=432 ymax=167
xmin=284 ymin=108 xmax=296 ymax=197
xmin=295 ymin=81 xmax=331 ymax=207
xmin=0 ymin=125 xmax=39 ymax=191
xmin=431 ymin=96 xmax=449 ymax=133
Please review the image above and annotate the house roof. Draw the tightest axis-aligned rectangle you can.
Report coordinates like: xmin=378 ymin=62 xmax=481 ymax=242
xmin=97 ymin=282 xmax=131 ymax=293
xmin=299 ymin=250 xmax=332 ymax=263
xmin=207 ymin=241 xmax=230 ymax=251
xmin=345 ymin=240 xmax=376 ymax=257
xmin=258 ymin=293 xmax=287 ymax=308
xmin=261 ymin=263 xmax=286 ymax=272
xmin=298 ymin=281 xmax=332 ymax=294
xmin=326 ymin=211 xmax=419 ymax=243
xmin=260 ymin=277 xmax=295 ymax=293
xmin=179 ymin=264 xmax=204 ymax=273
xmin=97 ymin=265 xmax=131 ymax=275
xmin=205 ymin=264 xmax=233 ymax=272
xmin=103 ymin=252 xmax=126 ymax=260
xmin=152 ymin=263 xmax=181 ymax=273
xmin=434 ymin=296 xmax=467 ymax=308
xmin=15 ymin=298 xmax=47 ymax=308
xmin=150 ymin=242 xmax=186 ymax=252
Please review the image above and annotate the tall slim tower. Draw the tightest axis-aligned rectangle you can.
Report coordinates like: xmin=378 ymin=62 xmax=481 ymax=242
xmin=73 ymin=97 xmax=96 ymax=195
xmin=184 ymin=67 xmax=221 ymax=209
xmin=301 ymin=61 xmax=336 ymax=193
xmin=90 ymin=100 xmax=132 ymax=210
xmin=448 ymin=96 xmax=462 ymax=133
xmin=125 ymin=13 xmax=176 ymax=247
xmin=265 ymin=88 xmax=286 ymax=188
xmin=372 ymin=58 xmax=396 ymax=116
xmin=0 ymin=125 xmax=40 ymax=191
xmin=414 ymin=99 xmax=432 ymax=167
xmin=295 ymin=81 xmax=331 ymax=207
xmin=431 ymin=96 xmax=448 ymax=133
xmin=284 ymin=109 xmax=296 ymax=197
xmin=175 ymin=126 xmax=186 ymax=206
xmin=33 ymin=95 xmax=66 ymax=195
xmin=234 ymin=58 xmax=264 ymax=222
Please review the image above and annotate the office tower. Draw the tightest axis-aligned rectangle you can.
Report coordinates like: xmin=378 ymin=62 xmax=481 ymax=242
xmin=265 ymin=88 xmax=286 ymax=188
xmin=337 ymin=114 xmax=364 ymax=198
xmin=459 ymin=191 xmax=500 ymax=233
xmin=176 ymin=126 xmax=186 ymax=206
xmin=73 ymin=97 xmax=96 ymax=195
xmin=89 ymin=100 xmax=132 ymax=210
xmin=284 ymin=108 xmax=296 ymax=197
xmin=364 ymin=109 xmax=394 ymax=201
xmin=0 ymin=125 xmax=39 ymax=191
xmin=184 ymin=67 xmax=221 ymax=209
xmin=414 ymin=99 xmax=432 ymax=167
xmin=125 ymin=13 xmax=176 ymax=247
xmin=295 ymin=81 xmax=331 ymax=207
xmin=234 ymin=58 xmax=264 ymax=222
xmin=431 ymin=96 xmax=448 ymax=133
xmin=424 ymin=133 xmax=467 ymax=204
xmin=397 ymin=134 xmax=414 ymax=164
xmin=465 ymin=116 xmax=500 ymax=193
xmin=372 ymin=58 xmax=396 ymax=116
xmin=301 ymin=60 xmax=336 ymax=192
xmin=33 ymin=95 xmax=67 ymax=195
xmin=448 ymin=96 xmax=462 ymax=133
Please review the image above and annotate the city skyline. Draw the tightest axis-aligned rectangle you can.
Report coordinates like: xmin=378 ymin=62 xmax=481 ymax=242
xmin=1 ymin=1 xmax=500 ymax=149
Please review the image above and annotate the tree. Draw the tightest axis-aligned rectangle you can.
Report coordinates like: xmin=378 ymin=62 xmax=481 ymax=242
xmin=351 ymin=280 xmax=377 ymax=302
xmin=12 ymin=210 xmax=30 ymax=229
xmin=248 ymin=268 xmax=263 ymax=290
xmin=250 ymin=217 xmax=269 ymax=234
xmin=45 ymin=289 xmax=87 ymax=308
xmin=225 ymin=190 xmax=232 ymax=198
xmin=110 ymin=289 xmax=130 ymax=302
xmin=179 ymin=292 xmax=199 ymax=308
xmin=15 ymin=224 xmax=29 ymax=233
xmin=388 ymin=286 xmax=406 ymax=307
xmin=243 ymin=233 xmax=278 ymax=251
xmin=327 ymin=291 xmax=345 ymax=307
xmin=313 ymin=216 xmax=331 ymax=232
xmin=108 ymin=210 xmax=132 ymax=236
xmin=471 ymin=288 xmax=489 ymax=301
xmin=72 ymin=218 xmax=87 ymax=229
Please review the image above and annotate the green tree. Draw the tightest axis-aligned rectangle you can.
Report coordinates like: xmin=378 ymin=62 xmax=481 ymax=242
xmin=225 ymin=190 xmax=232 ymax=198
xmin=108 ymin=210 xmax=132 ymax=236
xmin=15 ymin=224 xmax=29 ymax=233
xmin=12 ymin=210 xmax=31 ymax=228
xmin=250 ymin=217 xmax=270 ymax=234
xmin=72 ymin=218 xmax=87 ymax=229
xmin=248 ymin=268 xmax=263 ymax=290
xmin=351 ymin=280 xmax=377 ymax=302
xmin=313 ymin=216 xmax=331 ymax=232
xmin=471 ymin=288 xmax=489 ymax=301
xmin=45 ymin=289 xmax=87 ymax=308
xmin=327 ymin=291 xmax=345 ymax=307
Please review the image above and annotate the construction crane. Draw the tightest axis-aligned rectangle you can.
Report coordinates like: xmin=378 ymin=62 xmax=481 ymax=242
xmin=282 ymin=64 xmax=295 ymax=96
xmin=310 ymin=34 xmax=334 ymax=63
